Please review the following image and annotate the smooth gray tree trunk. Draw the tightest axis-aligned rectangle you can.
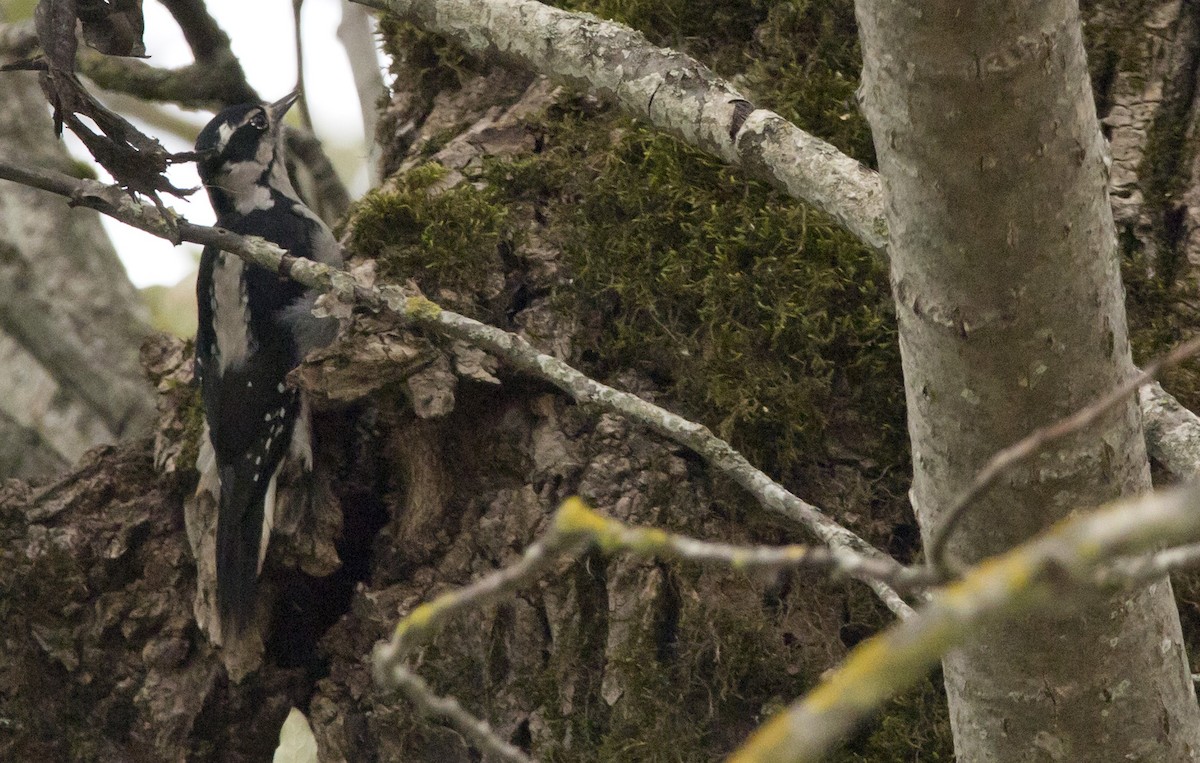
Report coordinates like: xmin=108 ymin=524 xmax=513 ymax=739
xmin=855 ymin=0 xmax=1200 ymax=758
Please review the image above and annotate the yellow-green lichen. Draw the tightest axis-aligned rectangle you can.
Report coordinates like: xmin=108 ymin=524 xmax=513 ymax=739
xmin=554 ymin=497 xmax=610 ymax=537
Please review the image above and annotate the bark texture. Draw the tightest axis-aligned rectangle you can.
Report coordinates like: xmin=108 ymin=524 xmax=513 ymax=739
xmin=0 ymin=24 xmax=917 ymax=760
xmin=856 ymin=0 xmax=1200 ymax=758
xmin=0 ymin=66 xmax=155 ymax=480
xmin=11 ymin=0 xmax=1200 ymax=760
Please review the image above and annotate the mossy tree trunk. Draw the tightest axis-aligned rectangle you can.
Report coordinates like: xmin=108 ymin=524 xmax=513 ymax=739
xmin=856 ymin=0 xmax=1200 ymax=758
xmin=7 ymin=1 xmax=1200 ymax=761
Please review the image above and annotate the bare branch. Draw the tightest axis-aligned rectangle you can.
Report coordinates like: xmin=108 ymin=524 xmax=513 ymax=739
xmin=283 ymin=125 xmax=352 ymax=222
xmin=730 ymin=482 xmax=1200 ymax=763
xmin=339 ymin=0 xmax=385 ymax=184
xmin=550 ymin=500 xmax=929 ymax=589
xmin=928 ymin=333 xmax=1200 ymax=574
xmin=374 ymin=532 xmax=574 ymax=667
xmin=1142 ymin=382 xmax=1200 ymax=480
xmin=291 ymin=0 xmax=316 ymax=133
xmin=1098 ymin=542 xmax=1200 ymax=587
xmin=385 ymin=664 xmax=535 ymax=763
xmin=351 ymin=0 xmax=887 ymax=252
xmin=0 ymin=157 xmax=912 ymax=620
xmin=374 ymin=499 xmax=924 ymax=674
xmin=157 ymin=0 xmax=241 ymax=63
xmin=77 ymin=51 xmax=251 ymax=110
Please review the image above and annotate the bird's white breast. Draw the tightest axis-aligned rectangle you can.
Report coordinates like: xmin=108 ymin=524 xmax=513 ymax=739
xmin=211 ymin=252 xmax=255 ymax=373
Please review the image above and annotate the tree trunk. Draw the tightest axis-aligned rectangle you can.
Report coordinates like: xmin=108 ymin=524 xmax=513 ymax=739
xmin=0 ymin=64 xmax=156 ymax=480
xmin=12 ymin=1 xmax=1200 ymax=760
xmin=855 ymin=0 xmax=1200 ymax=758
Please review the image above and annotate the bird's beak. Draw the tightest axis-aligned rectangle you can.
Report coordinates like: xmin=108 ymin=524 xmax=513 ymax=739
xmin=267 ymin=88 xmax=302 ymax=123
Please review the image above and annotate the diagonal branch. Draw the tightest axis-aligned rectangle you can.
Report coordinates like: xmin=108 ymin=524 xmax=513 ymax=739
xmin=0 ymin=157 xmax=914 ymax=620
xmin=351 ymin=0 xmax=887 ymax=252
xmin=376 ymin=498 xmax=925 ymax=674
xmin=730 ymin=481 xmax=1200 ymax=763
xmin=373 ymin=496 xmax=929 ymax=758
xmin=386 ymin=664 xmax=535 ymax=763
xmin=157 ymin=0 xmax=242 ymax=63
xmin=351 ymin=0 xmax=1200 ymax=529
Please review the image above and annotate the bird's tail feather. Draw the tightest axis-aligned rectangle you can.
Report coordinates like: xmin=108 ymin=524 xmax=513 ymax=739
xmin=216 ymin=463 xmax=268 ymax=639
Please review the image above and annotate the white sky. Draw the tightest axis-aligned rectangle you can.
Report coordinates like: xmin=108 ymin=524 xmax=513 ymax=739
xmin=72 ymin=0 xmax=378 ymax=287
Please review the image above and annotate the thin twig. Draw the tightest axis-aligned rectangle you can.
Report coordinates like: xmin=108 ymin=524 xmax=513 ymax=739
xmin=371 ymin=495 xmax=925 ymax=760
xmin=387 ymin=664 xmax=535 ymax=763
xmin=552 ymin=498 xmax=929 ymax=590
xmin=730 ymin=481 xmax=1200 ymax=763
xmin=373 ymin=533 xmax=576 ymax=664
xmin=927 ymin=333 xmax=1200 ymax=576
xmin=1099 ymin=542 xmax=1200 ymax=586
xmin=373 ymin=499 xmax=926 ymax=673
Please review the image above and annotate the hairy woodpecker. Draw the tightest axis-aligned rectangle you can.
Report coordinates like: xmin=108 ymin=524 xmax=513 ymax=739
xmin=193 ymin=90 xmax=341 ymax=639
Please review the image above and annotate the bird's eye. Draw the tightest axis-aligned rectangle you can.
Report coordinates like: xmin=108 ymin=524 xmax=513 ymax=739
xmin=250 ymin=112 xmax=268 ymax=131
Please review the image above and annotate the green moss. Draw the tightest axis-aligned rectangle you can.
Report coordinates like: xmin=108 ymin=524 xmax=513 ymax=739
xmin=345 ymin=162 xmax=513 ymax=311
xmin=832 ymin=674 xmax=953 ymax=761
xmin=487 ymin=102 xmax=903 ymax=479
xmin=525 ymin=563 xmax=824 ymax=762
xmin=359 ymin=0 xmax=931 ymax=757
xmin=740 ymin=0 xmax=873 ymax=164
xmin=177 ymin=382 xmax=205 ymax=474
xmin=378 ymin=17 xmax=489 ymax=102
xmin=553 ymin=0 xmax=767 ymax=74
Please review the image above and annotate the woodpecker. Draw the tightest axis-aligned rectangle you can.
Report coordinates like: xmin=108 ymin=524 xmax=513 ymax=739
xmin=193 ymin=90 xmax=341 ymax=640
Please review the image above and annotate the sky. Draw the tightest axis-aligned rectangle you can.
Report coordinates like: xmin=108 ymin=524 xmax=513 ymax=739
xmin=69 ymin=0 xmax=379 ymax=287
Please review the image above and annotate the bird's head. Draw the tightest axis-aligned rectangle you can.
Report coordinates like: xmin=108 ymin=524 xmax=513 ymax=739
xmin=194 ymin=90 xmax=301 ymax=216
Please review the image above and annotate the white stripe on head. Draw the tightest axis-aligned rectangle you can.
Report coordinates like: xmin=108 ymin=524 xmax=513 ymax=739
xmin=217 ymin=122 xmax=235 ymax=152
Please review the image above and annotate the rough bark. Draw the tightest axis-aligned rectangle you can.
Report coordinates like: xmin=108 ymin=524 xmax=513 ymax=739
xmin=349 ymin=0 xmax=1200 ymax=507
xmin=11 ymin=1 xmax=1200 ymax=761
xmin=0 ymin=65 xmax=155 ymax=480
xmin=0 ymin=45 xmax=901 ymax=763
xmin=856 ymin=0 xmax=1200 ymax=759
